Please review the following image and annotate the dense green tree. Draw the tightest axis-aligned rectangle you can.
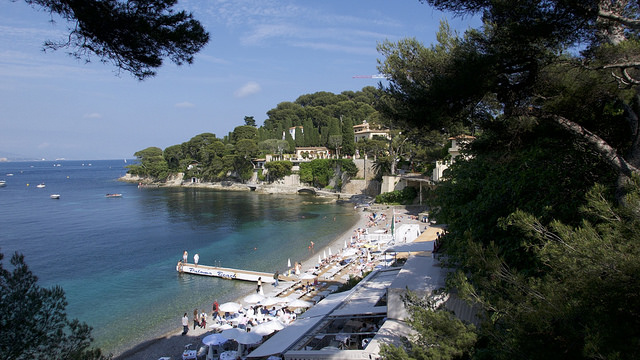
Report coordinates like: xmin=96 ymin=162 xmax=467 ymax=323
xmin=0 ymin=251 xmax=109 ymax=360
xmin=380 ymin=291 xmax=476 ymax=360
xmin=128 ymin=146 xmax=169 ymax=179
xmin=231 ymin=125 xmax=258 ymax=143
xmin=294 ymin=126 xmax=304 ymax=147
xmin=258 ymin=139 xmax=289 ymax=156
xmin=328 ymin=135 xmax=343 ymax=157
xmin=356 ymin=138 xmax=388 ymax=160
xmin=22 ymin=0 xmax=209 ymax=80
xmin=234 ymin=139 xmax=259 ymax=159
xmin=341 ymin=117 xmax=355 ymax=156
xmin=182 ymin=133 xmax=217 ymax=162
xmin=264 ymin=161 xmax=293 ymax=181
xmin=163 ymin=144 xmax=184 ymax=171
xmin=302 ymin=119 xmax=316 ymax=146
xmin=284 ymin=131 xmax=295 ymax=153
xmin=244 ymin=116 xmax=256 ymax=127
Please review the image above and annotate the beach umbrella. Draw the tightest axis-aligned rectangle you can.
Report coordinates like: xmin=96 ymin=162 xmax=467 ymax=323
xmin=287 ymin=299 xmax=313 ymax=308
xmin=344 ymin=240 xmax=347 ymax=249
xmin=250 ymin=319 xmax=286 ymax=336
xmin=243 ymin=293 xmax=265 ymax=304
xmin=323 ymin=250 xmax=326 ymax=259
xmin=328 ymin=247 xmax=332 ymax=257
xmin=318 ymin=255 xmax=322 ymax=264
xmin=202 ymin=333 xmax=228 ymax=346
xmin=220 ymin=327 xmax=263 ymax=345
xmin=287 ymin=258 xmax=291 ymax=268
xmin=261 ymin=296 xmax=287 ymax=306
xmin=219 ymin=301 xmax=242 ymax=313
xmin=342 ymin=248 xmax=357 ymax=257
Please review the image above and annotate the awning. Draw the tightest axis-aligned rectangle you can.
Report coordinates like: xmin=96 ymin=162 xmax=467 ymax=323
xmin=247 ymin=292 xmax=350 ymax=358
xmin=246 ymin=317 xmax=320 ymax=358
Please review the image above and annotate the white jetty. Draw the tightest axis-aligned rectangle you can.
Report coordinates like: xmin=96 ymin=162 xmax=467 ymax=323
xmin=176 ymin=262 xmax=290 ymax=283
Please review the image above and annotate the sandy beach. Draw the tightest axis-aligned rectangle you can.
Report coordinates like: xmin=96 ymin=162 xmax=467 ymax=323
xmin=113 ymin=204 xmax=423 ymax=360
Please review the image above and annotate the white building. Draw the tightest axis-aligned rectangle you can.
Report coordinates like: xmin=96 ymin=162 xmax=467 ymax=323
xmin=353 ymin=120 xmax=391 ymax=142
xmin=432 ymin=135 xmax=475 ymax=182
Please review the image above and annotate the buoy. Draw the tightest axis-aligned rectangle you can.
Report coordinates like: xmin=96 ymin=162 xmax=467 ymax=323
xmin=26 ymin=183 xmax=29 ymax=186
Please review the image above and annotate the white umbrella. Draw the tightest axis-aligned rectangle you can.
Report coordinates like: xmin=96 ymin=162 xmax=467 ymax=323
xmin=202 ymin=333 xmax=228 ymax=346
xmin=287 ymin=258 xmax=291 ymax=268
xmin=342 ymin=248 xmax=357 ymax=257
xmin=210 ymin=323 xmax=233 ymax=330
xmin=261 ymin=296 xmax=288 ymax=306
xmin=220 ymin=327 xmax=263 ymax=345
xmin=243 ymin=293 xmax=265 ymax=304
xmin=250 ymin=319 xmax=286 ymax=336
xmin=323 ymin=250 xmax=327 ymax=259
xmin=287 ymin=299 xmax=313 ymax=308
xmin=344 ymin=240 xmax=347 ymax=248
xmin=328 ymin=247 xmax=332 ymax=257
xmin=318 ymin=255 xmax=322 ymax=264
xmin=219 ymin=302 xmax=242 ymax=313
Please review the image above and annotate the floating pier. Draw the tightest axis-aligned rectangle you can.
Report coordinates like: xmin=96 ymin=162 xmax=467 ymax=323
xmin=176 ymin=262 xmax=291 ymax=283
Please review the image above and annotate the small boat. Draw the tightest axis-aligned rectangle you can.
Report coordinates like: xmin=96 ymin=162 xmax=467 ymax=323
xmin=0 ymin=180 xmax=6 ymax=187
xmin=36 ymin=183 xmax=46 ymax=188
xmin=50 ymin=194 xmax=60 ymax=199
xmin=106 ymin=193 xmax=122 ymax=198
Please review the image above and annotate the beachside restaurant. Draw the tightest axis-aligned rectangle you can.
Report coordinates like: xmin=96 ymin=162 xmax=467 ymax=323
xmin=246 ymin=247 xmax=460 ymax=360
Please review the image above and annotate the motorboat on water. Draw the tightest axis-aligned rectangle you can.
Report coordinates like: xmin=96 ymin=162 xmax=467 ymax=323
xmin=36 ymin=183 xmax=45 ymax=188
xmin=0 ymin=180 xmax=6 ymax=187
xmin=50 ymin=194 xmax=60 ymax=199
xmin=106 ymin=193 xmax=122 ymax=198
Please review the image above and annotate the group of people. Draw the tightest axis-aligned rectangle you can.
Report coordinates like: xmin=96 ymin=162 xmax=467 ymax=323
xmin=182 ymin=250 xmax=199 ymax=266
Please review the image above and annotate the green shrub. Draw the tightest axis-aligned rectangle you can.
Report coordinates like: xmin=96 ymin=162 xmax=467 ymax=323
xmin=375 ymin=186 xmax=418 ymax=204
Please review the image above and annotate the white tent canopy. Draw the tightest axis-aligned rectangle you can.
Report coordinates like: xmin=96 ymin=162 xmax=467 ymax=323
xmin=219 ymin=302 xmax=242 ymax=313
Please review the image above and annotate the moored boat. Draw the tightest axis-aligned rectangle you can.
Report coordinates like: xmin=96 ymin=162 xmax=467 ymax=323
xmin=36 ymin=183 xmax=45 ymax=188
xmin=50 ymin=194 xmax=60 ymax=199
xmin=106 ymin=193 xmax=122 ymax=198
xmin=0 ymin=180 xmax=6 ymax=187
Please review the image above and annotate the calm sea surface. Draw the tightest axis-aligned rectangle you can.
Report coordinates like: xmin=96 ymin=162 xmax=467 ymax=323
xmin=0 ymin=160 xmax=359 ymax=354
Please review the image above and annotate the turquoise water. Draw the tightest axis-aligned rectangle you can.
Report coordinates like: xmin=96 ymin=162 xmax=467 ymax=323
xmin=0 ymin=160 xmax=359 ymax=353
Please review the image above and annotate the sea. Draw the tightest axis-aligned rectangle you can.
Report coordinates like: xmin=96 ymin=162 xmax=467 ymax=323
xmin=0 ymin=159 xmax=360 ymax=354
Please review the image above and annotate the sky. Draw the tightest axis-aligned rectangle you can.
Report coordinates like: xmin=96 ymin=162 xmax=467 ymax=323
xmin=0 ymin=0 xmax=480 ymax=160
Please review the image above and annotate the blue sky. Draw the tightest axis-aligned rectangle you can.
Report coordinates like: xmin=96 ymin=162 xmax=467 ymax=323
xmin=0 ymin=0 xmax=479 ymax=160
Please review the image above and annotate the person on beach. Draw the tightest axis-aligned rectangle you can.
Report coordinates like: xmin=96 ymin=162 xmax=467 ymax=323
xmin=213 ymin=300 xmax=219 ymax=315
xmin=183 ymin=250 xmax=188 ymax=263
xmin=256 ymin=277 xmax=263 ymax=295
xmin=273 ymin=270 xmax=279 ymax=287
xmin=200 ymin=312 xmax=207 ymax=328
xmin=182 ymin=313 xmax=189 ymax=335
xmin=193 ymin=309 xmax=200 ymax=329
xmin=194 ymin=253 xmax=199 ymax=267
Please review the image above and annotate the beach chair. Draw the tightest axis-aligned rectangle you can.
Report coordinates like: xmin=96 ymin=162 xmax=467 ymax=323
xmin=182 ymin=343 xmax=197 ymax=360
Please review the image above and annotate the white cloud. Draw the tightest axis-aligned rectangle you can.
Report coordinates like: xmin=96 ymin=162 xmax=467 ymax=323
xmin=175 ymin=101 xmax=195 ymax=108
xmin=83 ymin=113 xmax=102 ymax=119
xmin=234 ymin=81 xmax=261 ymax=98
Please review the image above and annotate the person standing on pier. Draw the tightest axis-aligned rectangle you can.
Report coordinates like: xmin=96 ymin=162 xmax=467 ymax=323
xmin=194 ymin=253 xmax=199 ymax=267
xmin=273 ymin=271 xmax=279 ymax=287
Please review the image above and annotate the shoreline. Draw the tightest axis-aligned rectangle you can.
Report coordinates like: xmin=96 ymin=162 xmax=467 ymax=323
xmin=112 ymin=204 xmax=371 ymax=360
